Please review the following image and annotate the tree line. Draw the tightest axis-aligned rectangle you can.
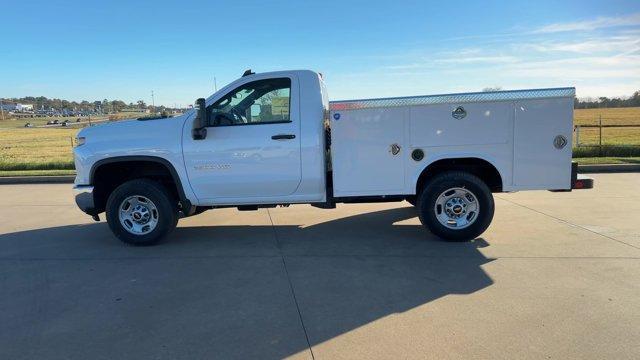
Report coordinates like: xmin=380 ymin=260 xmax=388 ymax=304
xmin=574 ymin=90 xmax=640 ymax=109
xmin=0 ymin=96 xmax=177 ymax=113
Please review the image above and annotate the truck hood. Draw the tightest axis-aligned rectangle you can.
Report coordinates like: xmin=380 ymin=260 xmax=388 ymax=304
xmin=77 ymin=114 xmax=190 ymax=155
xmin=78 ymin=115 xmax=185 ymax=139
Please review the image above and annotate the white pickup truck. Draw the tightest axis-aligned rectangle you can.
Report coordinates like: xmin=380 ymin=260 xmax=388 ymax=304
xmin=73 ymin=69 xmax=592 ymax=245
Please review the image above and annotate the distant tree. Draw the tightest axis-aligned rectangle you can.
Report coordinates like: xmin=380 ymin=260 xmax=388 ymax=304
xmin=80 ymin=101 xmax=91 ymax=111
xmin=482 ymin=87 xmax=503 ymax=92
xmin=111 ymin=100 xmax=126 ymax=112
xmin=0 ymin=96 xmax=182 ymax=114
xmin=574 ymin=90 xmax=640 ymax=109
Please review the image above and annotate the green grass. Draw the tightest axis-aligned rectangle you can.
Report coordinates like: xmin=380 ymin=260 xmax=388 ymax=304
xmin=0 ymin=169 xmax=76 ymax=177
xmin=0 ymin=160 xmax=75 ymax=171
xmin=572 ymin=145 xmax=640 ymax=158
xmin=573 ymin=157 xmax=640 ymax=165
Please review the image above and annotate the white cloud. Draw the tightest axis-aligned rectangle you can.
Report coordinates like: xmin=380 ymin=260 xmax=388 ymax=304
xmin=500 ymin=56 xmax=640 ymax=80
xmin=434 ymin=55 xmax=519 ymax=64
xmin=534 ymin=13 xmax=640 ymax=33
xmin=523 ymin=37 xmax=640 ymax=54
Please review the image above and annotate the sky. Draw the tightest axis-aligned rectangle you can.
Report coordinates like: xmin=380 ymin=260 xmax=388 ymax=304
xmin=1 ymin=0 xmax=639 ymax=107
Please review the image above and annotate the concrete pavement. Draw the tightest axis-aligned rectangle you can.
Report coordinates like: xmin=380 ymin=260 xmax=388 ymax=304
xmin=0 ymin=173 xmax=639 ymax=359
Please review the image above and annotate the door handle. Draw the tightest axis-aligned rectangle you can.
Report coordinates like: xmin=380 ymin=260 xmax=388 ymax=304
xmin=271 ymin=134 xmax=296 ymax=140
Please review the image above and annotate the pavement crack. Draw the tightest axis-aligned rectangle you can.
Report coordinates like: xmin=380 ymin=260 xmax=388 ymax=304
xmin=267 ymin=209 xmax=315 ymax=360
xmin=498 ymin=196 xmax=640 ymax=250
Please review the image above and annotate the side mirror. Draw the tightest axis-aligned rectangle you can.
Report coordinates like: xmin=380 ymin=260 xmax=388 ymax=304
xmin=192 ymin=98 xmax=208 ymax=140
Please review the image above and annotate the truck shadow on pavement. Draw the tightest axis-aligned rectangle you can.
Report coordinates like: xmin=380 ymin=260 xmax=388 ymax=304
xmin=0 ymin=206 xmax=494 ymax=359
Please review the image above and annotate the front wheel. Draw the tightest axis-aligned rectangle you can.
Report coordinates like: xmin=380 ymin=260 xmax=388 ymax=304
xmin=106 ymin=179 xmax=178 ymax=246
xmin=417 ymin=171 xmax=494 ymax=242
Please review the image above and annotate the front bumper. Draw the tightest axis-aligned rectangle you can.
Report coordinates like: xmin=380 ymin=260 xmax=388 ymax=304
xmin=73 ymin=185 xmax=97 ymax=215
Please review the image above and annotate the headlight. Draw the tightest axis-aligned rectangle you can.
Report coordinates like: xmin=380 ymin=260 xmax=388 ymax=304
xmin=75 ymin=136 xmax=86 ymax=147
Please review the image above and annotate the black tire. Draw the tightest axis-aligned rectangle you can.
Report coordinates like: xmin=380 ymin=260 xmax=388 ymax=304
xmin=106 ymin=179 xmax=178 ymax=246
xmin=417 ymin=171 xmax=494 ymax=242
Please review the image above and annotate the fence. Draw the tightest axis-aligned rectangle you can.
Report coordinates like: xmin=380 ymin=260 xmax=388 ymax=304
xmin=575 ymin=124 xmax=640 ymax=146
xmin=573 ymin=116 xmax=640 ymax=157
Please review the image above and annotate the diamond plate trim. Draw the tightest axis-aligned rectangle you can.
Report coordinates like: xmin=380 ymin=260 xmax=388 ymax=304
xmin=330 ymin=88 xmax=575 ymax=111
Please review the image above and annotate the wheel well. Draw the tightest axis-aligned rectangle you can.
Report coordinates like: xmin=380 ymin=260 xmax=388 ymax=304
xmin=416 ymin=158 xmax=503 ymax=194
xmin=91 ymin=160 xmax=182 ymax=213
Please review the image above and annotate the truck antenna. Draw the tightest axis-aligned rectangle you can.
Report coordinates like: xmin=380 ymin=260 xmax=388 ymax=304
xmin=242 ymin=69 xmax=255 ymax=77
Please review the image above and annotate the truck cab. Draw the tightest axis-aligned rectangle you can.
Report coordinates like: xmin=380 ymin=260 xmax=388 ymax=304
xmin=73 ymin=69 xmax=592 ymax=246
xmin=183 ymin=70 xmax=328 ymax=205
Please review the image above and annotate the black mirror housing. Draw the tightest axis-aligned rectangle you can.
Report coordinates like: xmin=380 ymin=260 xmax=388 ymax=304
xmin=192 ymin=98 xmax=208 ymax=140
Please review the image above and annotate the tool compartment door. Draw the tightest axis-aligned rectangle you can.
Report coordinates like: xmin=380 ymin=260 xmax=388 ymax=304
xmin=513 ymin=97 xmax=573 ymax=189
xmin=330 ymin=108 xmax=407 ymax=196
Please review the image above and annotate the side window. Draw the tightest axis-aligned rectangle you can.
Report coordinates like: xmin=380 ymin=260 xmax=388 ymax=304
xmin=208 ymin=78 xmax=291 ymax=126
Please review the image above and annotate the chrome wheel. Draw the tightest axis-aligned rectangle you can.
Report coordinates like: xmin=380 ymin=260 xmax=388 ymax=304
xmin=434 ymin=187 xmax=479 ymax=229
xmin=118 ymin=195 xmax=159 ymax=235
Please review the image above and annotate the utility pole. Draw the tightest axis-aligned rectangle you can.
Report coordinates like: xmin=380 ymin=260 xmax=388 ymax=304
xmin=214 ymin=76 xmax=217 ymax=92
xmin=151 ymin=90 xmax=155 ymax=114
xmin=0 ymin=98 xmax=4 ymax=121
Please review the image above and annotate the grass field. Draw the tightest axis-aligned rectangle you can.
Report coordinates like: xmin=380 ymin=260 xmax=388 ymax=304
xmin=0 ymin=107 xmax=638 ymax=174
xmin=0 ymin=113 xmax=130 ymax=171
xmin=574 ymin=107 xmax=640 ymax=126
xmin=573 ymin=107 xmax=640 ymax=146
xmin=573 ymin=127 xmax=640 ymax=145
xmin=0 ymin=127 xmax=78 ymax=170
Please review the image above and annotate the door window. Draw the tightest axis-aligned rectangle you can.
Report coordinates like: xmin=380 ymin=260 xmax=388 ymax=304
xmin=208 ymin=78 xmax=291 ymax=126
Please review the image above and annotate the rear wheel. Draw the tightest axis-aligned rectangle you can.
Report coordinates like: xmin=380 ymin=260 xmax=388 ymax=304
xmin=417 ymin=171 xmax=494 ymax=241
xmin=106 ymin=179 xmax=178 ymax=246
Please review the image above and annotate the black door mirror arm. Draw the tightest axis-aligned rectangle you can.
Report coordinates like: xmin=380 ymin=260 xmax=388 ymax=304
xmin=192 ymin=98 xmax=209 ymax=140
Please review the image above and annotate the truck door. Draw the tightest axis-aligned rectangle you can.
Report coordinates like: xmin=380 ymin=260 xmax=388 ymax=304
xmin=183 ymin=76 xmax=302 ymax=202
